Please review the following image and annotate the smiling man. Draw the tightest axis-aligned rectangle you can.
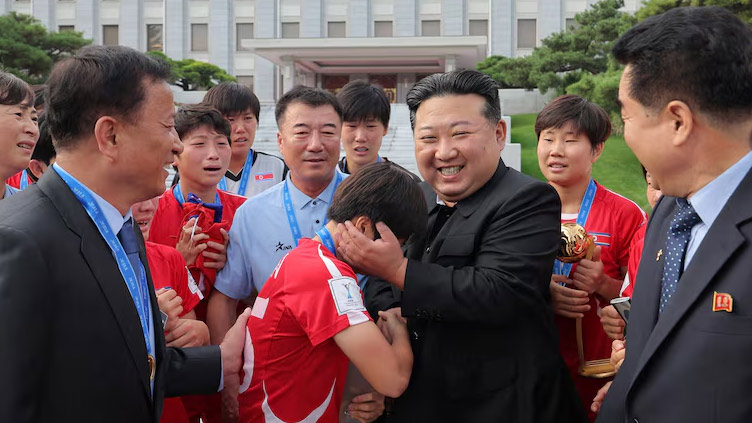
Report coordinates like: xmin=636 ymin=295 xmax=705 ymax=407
xmin=337 ymin=70 xmax=586 ymax=422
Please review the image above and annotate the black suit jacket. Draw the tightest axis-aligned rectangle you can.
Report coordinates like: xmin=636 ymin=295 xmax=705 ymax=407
xmin=597 ymin=166 xmax=752 ymax=423
xmin=367 ymin=161 xmax=587 ymax=423
xmin=0 ymin=169 xmax=221 ymax=422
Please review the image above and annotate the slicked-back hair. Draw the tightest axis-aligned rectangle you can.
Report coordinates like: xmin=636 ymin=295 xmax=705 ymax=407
xmin=406 ymin=70 xmax=500 ymax=130
xmin=175 ymin=103 xmax=232 ymax=141
xmin=203 ymin=82 xmax=261 ymax=121
xmin=336 ymin=80 xmax=391 ymax=127
xmin=328 ymin=162 xmax=427 ymax=241
xmin=33 ymin=116 xmax=56 ymax=165
xmin=0 ymin=72 xmax=34 ymax=107
xmin=45 ymin=45 xmax=172 ymax=151
xmin=535 ymin=94 xmax=612 ymax=151
xmin=274 ymin=85 xmax=342 ymax=126
xmin=613 ymin=6 xmax=752 ymax=125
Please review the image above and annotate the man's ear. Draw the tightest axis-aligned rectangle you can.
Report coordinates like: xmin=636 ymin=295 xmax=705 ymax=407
xmin=28 ymin=159 xmax=48 ymax=180
xmin=352 ymin=215 xmax=375 ymax=239
xmin=93 ymin=116 xmax=119 ymax=161
xmin=664 ymin=100 xmax=694 ymax=148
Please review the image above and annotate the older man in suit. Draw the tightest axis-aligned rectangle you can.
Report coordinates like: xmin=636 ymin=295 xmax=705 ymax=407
xmin=336 ymin=70 xmax=586 ymax=422
xmin=0 ymin=46 xmax=250 ymax=422
xmin=592 ymin=7 xmax=752 ymax=422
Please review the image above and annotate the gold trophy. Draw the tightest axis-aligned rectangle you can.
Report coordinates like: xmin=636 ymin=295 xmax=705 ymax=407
xmin=558 ymin=223 xmax=615 ymax=379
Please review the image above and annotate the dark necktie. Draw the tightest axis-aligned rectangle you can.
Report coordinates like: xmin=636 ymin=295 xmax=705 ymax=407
xmin=659 ymin=198 xmax=701 ymax=313
xmin=117 ymin=218 xmax=144 ymax=282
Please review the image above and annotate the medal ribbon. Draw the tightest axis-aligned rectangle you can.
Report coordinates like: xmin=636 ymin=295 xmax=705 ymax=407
xmin=316 ymin=225 xmax=369 ymax=290
xmin=284 ymin=172 xmax=343 ymax=247
xmin=55 ymin=165 xmax=153 ymax=368
xmin=218 ymin=149 xmax=254 ymax=196
xmin=173 ymin=182 xmax=221 ymax=206
xmin=554 ymin=179 xmax=597 ymax=277
xmin=19 ymin=169 xmax=29 ymax=190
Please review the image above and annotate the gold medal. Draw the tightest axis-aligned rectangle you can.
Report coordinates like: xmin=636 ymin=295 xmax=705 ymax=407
xmin=147 ymin=354 xmax=156 ymax=381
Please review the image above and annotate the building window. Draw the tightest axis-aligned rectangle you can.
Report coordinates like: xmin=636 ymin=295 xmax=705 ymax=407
xmin=58 ymin=25 xmax=75 ymax=32
xmin=281 ymin=22 xmax=300 ymax=38
xmin=421 ymin=20 xmax=440 ymax=37
xmin=236 ymin=76 xmax=254 ymax=90
xmin=102 ymin=25 xmax=119 ymax=46
xmin=566 ymin=18 xmax=579 ymax=31
xmin=327 ymin=21 xmax=346 ymax=38
xmin=147 ymin=24 xmax=163 ymax=52
xmin=469 ymin=19 xmax=488 ymax=37
xmin=191 ymin=23 xmax=208 ymax=52
xmin=236 ymin=23 xmax=253 ymax=51
xmin=374 ymin=20 xmax=392 ymax=37
xmin=517 ymin=19 xmax=536 ymax=49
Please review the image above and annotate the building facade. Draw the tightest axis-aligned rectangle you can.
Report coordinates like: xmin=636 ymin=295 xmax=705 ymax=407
xmin=3 ymin=0 xmax=640 ymax=102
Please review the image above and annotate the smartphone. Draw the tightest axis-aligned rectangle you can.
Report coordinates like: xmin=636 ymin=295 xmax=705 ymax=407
xmin=610 ymin=297 xmax=631 ymax=325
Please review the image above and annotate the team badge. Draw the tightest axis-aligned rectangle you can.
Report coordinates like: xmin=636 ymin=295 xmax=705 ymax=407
xmin=328 ymin=276 xmax=366 ymax=315
xmin=712 ymin=291 xmax=733 ymax=313
xmin=656 ymin=249 xmax=662 ymax=261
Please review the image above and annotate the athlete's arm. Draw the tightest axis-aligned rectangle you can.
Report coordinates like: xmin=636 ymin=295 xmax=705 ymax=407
xmin=207 ymin=289 xmax=240 ymax=345
xmin=333 ymin=309 xmax=413 ymax=398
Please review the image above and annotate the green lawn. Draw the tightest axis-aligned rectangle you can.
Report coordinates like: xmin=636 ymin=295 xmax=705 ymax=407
xmin=511 ymin=113 xmax=650 ymax=211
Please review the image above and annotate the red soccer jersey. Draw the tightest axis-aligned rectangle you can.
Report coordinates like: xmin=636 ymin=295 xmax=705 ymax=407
xmin=555 ymin=181 xmax=646 ymax=420
xmin=145 ymin=241 xmax=202 ymax=317
xmin=6 ymin=170 xmax=33 ymax=189
xmin=621 ymin=224 xmax=647 ymax=298
xmin=149 ymin=187 xmax=246 ymax=298
xmin=237 ymin=238 xmax=372 ymax=423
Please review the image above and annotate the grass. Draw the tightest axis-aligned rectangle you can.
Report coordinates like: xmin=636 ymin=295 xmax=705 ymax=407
xmin=511 ymin=113 xmax=650 ymax=211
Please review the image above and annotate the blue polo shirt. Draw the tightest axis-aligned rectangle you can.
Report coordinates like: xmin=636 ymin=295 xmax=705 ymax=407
xmin=214 ymin=172 xmax=346 ymax=299
xmin=3 ymin=184 xmax=18 ymax=199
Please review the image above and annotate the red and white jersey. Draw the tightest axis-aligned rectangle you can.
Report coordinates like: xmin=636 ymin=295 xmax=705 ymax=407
xmin=621 ymin=223 xmax=648 ymax=298
xmin=145 ymin=241 xmax=202 ymax=317
xmin=555 ymin=181 xmax=646 ymax=413
xmin=238 ymin=238 xmax=371 ymax=423
xmin=149 ymin=188 xmax=247 ymax=250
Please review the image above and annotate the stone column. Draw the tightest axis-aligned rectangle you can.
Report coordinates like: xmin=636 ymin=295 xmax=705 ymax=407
xmin=490 ymin=0 xmax=514 ymax=57
xmin=348 ymin=0 xmax=370 ymax=37
xmin=32 ymin=0 xmax=56 ymax=31
xmin=254 ymin=0 xmax=278 ymax=102
xmin=164 ymin=0 xmax=187 ymax=59
xmin=394 ymin=0 xmax=418 ymax=37
xmin=539 ymin=0 xmax=563 ymax=39
xmin=281 ymin=56 xmax=295 ymax=94
xmin=300 ymin=0 xmax=323 ymax=38
xmin=75 ymin=0 xmax=99 ymax=43
xmin=442 ymin=0 xmax=466 ymax=36
xmin=209 ymin=0 xmax=233 ymax=72
xmin=119 ymin=0 xmax=144 ymax=49
xmin=445 ymin=55 xmax=457 ymax=72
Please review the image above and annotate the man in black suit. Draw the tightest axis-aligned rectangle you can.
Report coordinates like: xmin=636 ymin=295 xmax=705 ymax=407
xmin=0 ymin=46 xmax=250 ymax=422
xmin=337 ymin=70 xmax=586 ymax=422
xmin=593 ymin=7 xmax=752 ymax=422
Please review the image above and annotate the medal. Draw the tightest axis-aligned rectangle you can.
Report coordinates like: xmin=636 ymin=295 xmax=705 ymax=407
xmin=148 ymin=354 xmax=156 ymax=381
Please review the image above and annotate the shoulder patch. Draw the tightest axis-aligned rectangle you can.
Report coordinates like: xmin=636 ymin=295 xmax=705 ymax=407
xmin=328 ymin=276 xmax=366 ymax=315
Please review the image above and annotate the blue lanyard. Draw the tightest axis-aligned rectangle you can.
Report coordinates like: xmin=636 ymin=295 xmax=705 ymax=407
xmin=219 ymin=150 xmax=254 ymax=195
xmin=316 ymin=226 xmax=336 ymax=254
xmin=56 ymin=168 xmax=153 ymax=359
xmin=554 ymin=179 xmax=597 ymax=277
xmin=19 ymin=169 xmax=29 ymax=190
xmin=283 ymin=173 xmax=342 ymax=247
xmin=173 ymin=182 xmax=221 ymax=205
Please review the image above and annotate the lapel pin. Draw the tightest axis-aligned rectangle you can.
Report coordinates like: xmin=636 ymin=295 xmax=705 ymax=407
xmin=656 ymin=249 xmax=663 ymax=261
xmin=712 ymin=291 xmax=733 ymax=313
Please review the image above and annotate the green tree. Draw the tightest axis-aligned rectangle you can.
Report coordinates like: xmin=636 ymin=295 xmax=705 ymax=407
xmin=148 ymin=51 xmax=236 ymax=91
xmin=0 ymin=12 xmax=91 ymax=83
xmin=636 ymin=0 xmax=752 ymax=22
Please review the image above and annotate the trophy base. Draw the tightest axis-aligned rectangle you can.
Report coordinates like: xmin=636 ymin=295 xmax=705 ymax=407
xmin=578 ymin=359 xmax=616 ymax=379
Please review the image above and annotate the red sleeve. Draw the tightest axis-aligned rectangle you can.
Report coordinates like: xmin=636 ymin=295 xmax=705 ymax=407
xmin=286 ymin=251 xmax=371 ymax=346
xmin=623 ymin=225 xmax=647 ymax=298
xmin=168 ymin=252 xmax=202 ymax=316
xmin=146 ymin=242 xmax=202 ymax=317
xmin=616 ymin=202 xmax=647 ymax=269
xmin=149 ymin=190 xmax=183 ymax=248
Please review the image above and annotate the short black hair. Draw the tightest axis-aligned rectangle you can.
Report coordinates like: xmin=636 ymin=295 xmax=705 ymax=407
xmin=203 ymin=82 xmax=261 ymax=121
xmin=613 ymin=6 xmax=752 ymax=124
xmin=336 ymin=80 xmax=391 ymax=127
xmin=175 ymin=103 xmax=232 ymax=141
xmin=45 ymin=45 xmax=172 ymax=151
xmin=275 ymin=85 xmax=342 ymax=126
xmin=406 ymin=70 xmax=500 ymax=130
xmin=328 ymin=162 xmax=426 ymax=241
xmin=535 ymin=94 xmax=612 ymax=151
xmin=0 ymin=72 xmax=34 ymax=107
xmin=32 ymin=116 xmax=56 ymax=165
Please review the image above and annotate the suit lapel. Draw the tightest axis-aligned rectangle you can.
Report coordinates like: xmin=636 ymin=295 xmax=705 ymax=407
xmin=630 ymin=169 xmax=752 ymax=385
xmin=39 ymin=170 xmax=153 ymax=399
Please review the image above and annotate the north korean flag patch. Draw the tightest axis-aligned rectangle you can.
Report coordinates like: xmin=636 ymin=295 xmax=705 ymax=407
xmin=255 ymin=172 xmax=274 ymax=181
